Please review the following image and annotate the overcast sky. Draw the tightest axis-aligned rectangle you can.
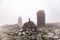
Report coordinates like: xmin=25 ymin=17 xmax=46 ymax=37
xmin=0 ymin=0 xmax=60 ymax=26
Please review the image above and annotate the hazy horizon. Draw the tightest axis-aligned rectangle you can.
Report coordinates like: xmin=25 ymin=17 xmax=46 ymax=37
xmin=0 ymin=0 xmax=60 ymax=26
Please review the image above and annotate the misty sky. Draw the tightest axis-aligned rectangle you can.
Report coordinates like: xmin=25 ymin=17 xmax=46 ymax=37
xmin=0 ymin=0 xmax=60 ymax=26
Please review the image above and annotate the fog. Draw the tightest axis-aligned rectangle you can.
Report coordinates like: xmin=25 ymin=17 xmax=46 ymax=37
xmin=0 ymin=0 xmax=60 ymax=26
